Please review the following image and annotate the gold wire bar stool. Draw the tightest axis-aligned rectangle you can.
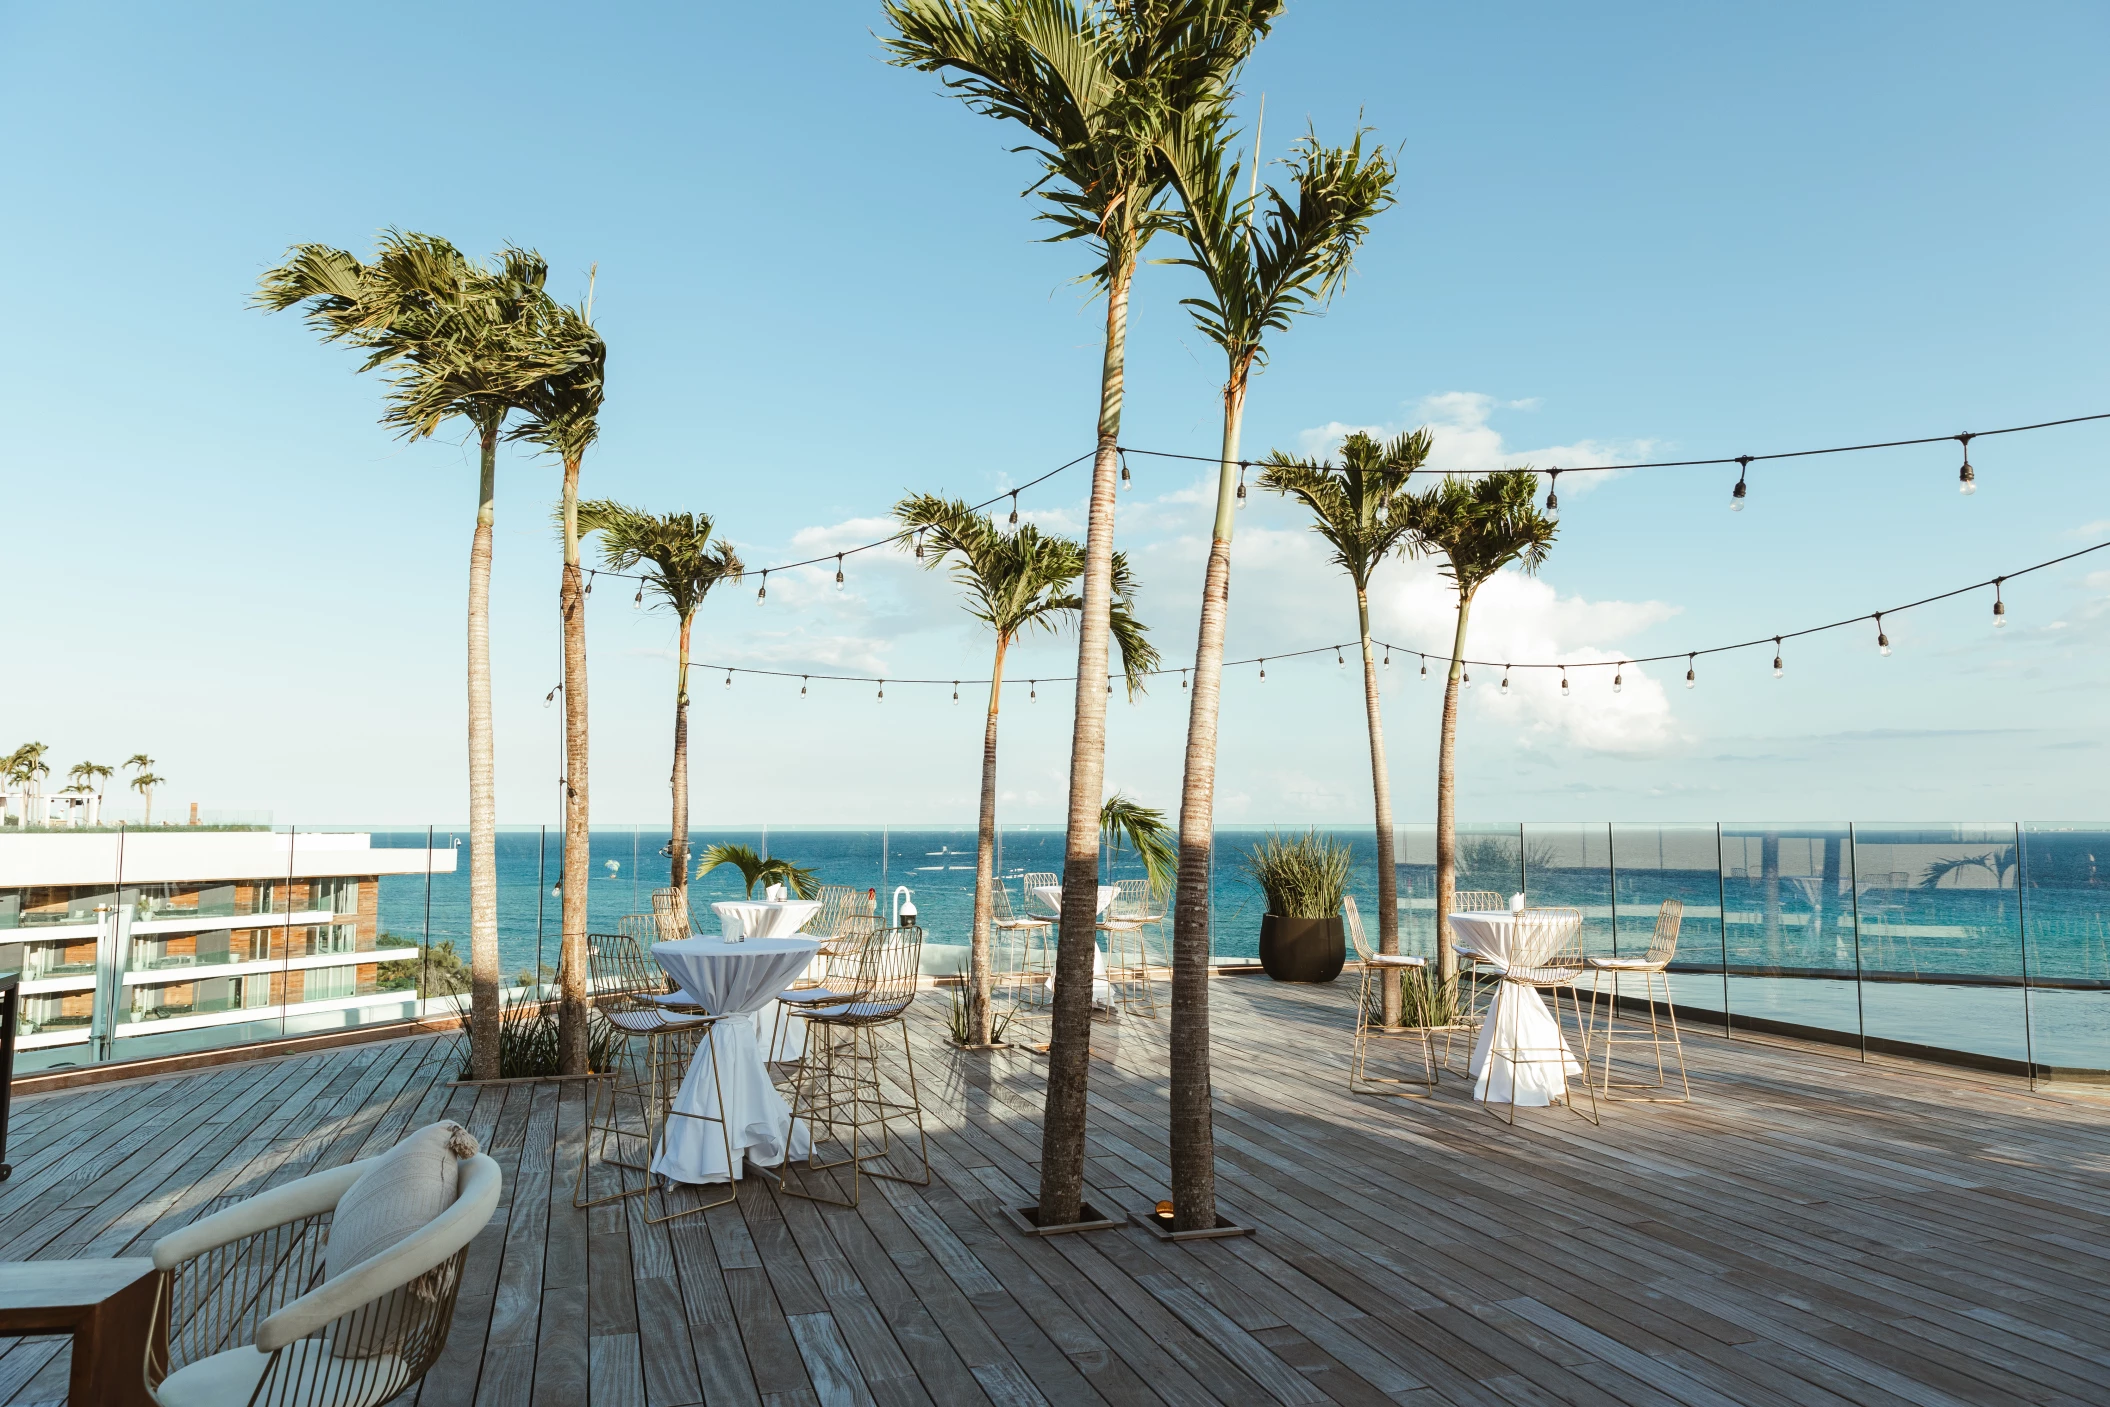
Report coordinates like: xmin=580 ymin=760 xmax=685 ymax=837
xmin=778 ymin=924 xmax=932 ymax=1209
xmin=1450 ymin=889 xmax=1510 ymax=1036
xmin=650 ymin=885 xmax=696 ymax=941
xmin=572 ymin=931 xmax=740 ymax=1224
xmin=1485 ymin=908 xmax=1600 ymax=1127
xmin=991 ymin=880 xmax=1054 ymax=1017
xmin=1099 ymin=878 xmax=1161 ymax=1017
xmin=1344 ymin=895 xmax=1448 ymax=1096
xmin=1585 ymin=899 xmax=1691 ymax=1101
xmin=1021 ymin=871 xmax=1061 ymax=917
xmin=770 ymin=913 xmax=879 ymax=1069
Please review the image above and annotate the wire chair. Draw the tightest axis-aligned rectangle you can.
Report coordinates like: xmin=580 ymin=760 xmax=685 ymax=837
xmin=779 ymin=924 xmax=931 ymax=1209
xmin=1584 ymin=899 xmax=1690 ymax=1101
xmin=1098 ymin=878 xmax=1162 ymax=1017
xmin=1021 ymin=871 xmax=1062 ymax=918
xmin=1343 ymin=895 xmax=1449 ymax=1096
xmin=145 ymin=1152 xmax=499 ymax=1407
xmin=770 ymin=913 xmax=880 ymax=1068
xmin=573 ymin=931 xmax=738 ymax=1223
xmin=1485 ymin=908 xmax=1597 ymax=1126
xmin=991 ymin=881 xmax=1054 ymax=1017
xmin=649 ymin=886 xmax=695 ymax=942
xmin=1450 ymin=889 xmax=1510 ymax=1033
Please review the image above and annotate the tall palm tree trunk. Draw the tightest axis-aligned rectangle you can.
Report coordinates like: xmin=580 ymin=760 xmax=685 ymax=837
xmin=968 ymin=638 xmax=1010 ymax=1046
xmin=466 ymin=425 xmax=502 ymax=1081
xmin=1434 ymin=591 xmax=1475 ymax=991
xmin=1039 ymin=256 xmax=1133 ymax=1228
xmin=1357 ymin=589 xmax=1403 ymax=1027
xmin=558 ymin=456 xmax=591 ymax=1075
xmin=671 ymin=612 xmax=694 ymax=914
xmin=1169 ymin=377 xmax=1247 ymax=1232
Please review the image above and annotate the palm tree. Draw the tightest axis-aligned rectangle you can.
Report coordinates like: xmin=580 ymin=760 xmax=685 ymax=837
xmin=896 ymin=494 xmax=1158 ymax=1047
xmin=1157 ymin=116 xmax=1395 ymax=1231
xmin=694 ymin=844 xmax=820 ymax=899
xmin=258 ymin=231 xmax=573 ymax=1081
xmin=1259 ymin=430 xmax=1428 ymax=1022
xmin=130 ymin=771 xmax=164 ymax=826
xmin=885 ymin=0 xmax=1280 ymax=1231
xmin=512 ymin=294 xmax=608 ymax=1077
xmin=578 ymin=500 xmax=743 ymax=916
xmin=71 ymin=761 xmax=114 ymax=806
xmin=7 ymin=743 xmax=50 ymax=825
xmin=1099 ymin=792 xmax=1175 ymax=894
xmin=1405 ymin=471 xmax=1558 ymax=991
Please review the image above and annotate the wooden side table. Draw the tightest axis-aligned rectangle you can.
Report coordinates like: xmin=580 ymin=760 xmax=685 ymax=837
xmin=0 ymin=1257 xmax=162 ymax=1407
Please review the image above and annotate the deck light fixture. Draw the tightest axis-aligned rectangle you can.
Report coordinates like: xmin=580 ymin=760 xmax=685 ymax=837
xmin=1958 ymin=433 xmax=1977 ymax=495
xmin=1730 ymin=457 xmax=1751 ymax=511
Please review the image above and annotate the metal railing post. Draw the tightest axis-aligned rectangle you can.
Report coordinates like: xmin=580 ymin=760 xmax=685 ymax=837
xmin=2016 ymin=821 xmax=2036 ymax=1090
xmin=1848 ymin=822 xmax=1866 ymax=1062
xmin=1716 ymin=823 xmax=1730 ymax=1039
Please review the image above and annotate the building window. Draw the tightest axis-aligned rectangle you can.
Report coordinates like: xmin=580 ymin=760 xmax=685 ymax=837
xmin=305 ymin=966 xmax=355 ymax=1001
xmin=310 ymin=880 xmax=359 ymax=916
xmin=308 ymin=925 xmax=355 ymax=956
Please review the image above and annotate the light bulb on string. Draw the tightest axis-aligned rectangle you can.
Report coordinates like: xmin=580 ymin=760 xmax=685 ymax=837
xmin=1107 ymin=677 xmax=1113 ymax=695
xmin=800 ymin=676 xmax=808 ymax=698
xmin=877 ymin=680 xmax=885 ymax=701
xmin=1119 ymin=449 xmax=1132 ymax=492
xmin=952 ymin=682 xmax=959 ymax=703
xmin=1875 ymin=614 xmax=1891 ymax=656
xmin=724 ymin=670 xmax=732 ymax=689
xmin=834 ymin=554 xmax=845 ymax=590
xmin=1685 ymin=653 xmax=1697 ymax=689
xmin=1545 ymin=468 xmax=1560 ymax=514
xmin=1560 ymin=668 xmax=1569 ymax=698
xmin=1235 ymin=466 xmax=1248 ymax=510
xmin=1336 ymin=647 xmax=1345 ymax=667
xmin=1613 ymin=664 xmax=1624 ymax=695
xmin=1259 ymin=659 xmax=1266 ymax=680
xmin=757 ymin=570 xmax=767 ymax=605
xmin=1730 ymin=456 xmax=1751 ymax=512
xmin=1958 ymin=433 xmax=1977 ymax=495
xmin=1772 ymin=638 xmax=1784 ymax=678
xmin=1499 ymin=667 xmax=1510 ymax=696
xmin=1180 ymin=670 xmax=1188 ymax=690
xmin=1993 ymin=577 xmax=2008 ymax=628
xmin=914 ymin=530 xmax=925 ymax=561
xmin=1008 ymin=491 xmax=1019 ymax=526
xmin=1461 ymin=671 xmax=1471 ymax=690
xmin=633 ymin=582 xmax=643 ymax=609
xmin=1419 ymin=655 xmax=1428 ymax=680
xmin=585 ymin=570 xmax=596 ymax=596
xmin=1382 ymin=648 xmax=1391 ymax=668
xmin=1029 ymin=680 xmax=1037 ymax=701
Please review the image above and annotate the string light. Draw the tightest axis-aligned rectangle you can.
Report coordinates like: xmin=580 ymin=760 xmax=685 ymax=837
xmin=585 ymin=570 xmax=596 ymax=596
xmin=1259 ymin=658 xmax=1266 ymax=680
xmin=1499 ymin=667 xmax=1510 ymax=696
xmin=756 ymin=570 xmax=767 ymax=605
xmin=1382 ymin=648 xmax=1390 ymax=668
xmin=1029 ymin=680 xmax=1037 ymax=701
xmin=1119 ymin=449 xmax=1132 ymax=491
xmin=914 ymin=529 xmax=926 ymax=560
xmin=1419 ymin=655 xmax=1427 ymax=679
xmin=1993 ymin=577 xmax=2007 ymax=628
xmin=724 ymin=670 xmax=732 ymax=688
xmin=952 ymin=681 xmax=959 ymax=703
xmin=1180 ymin=669 xmax=1187 ymax=690
xmin=1958 ymin=433 xmax=1977 ymax=496
xmin=1236 ymin=466 xmax=1249 ymax=510
xmin=834 ymin=554 xmax=845 ymax=589
xmin=1773 ymin=638 xmax=1783 ymax=678
xmin=1336 ymin=647 xmax=1345 ymax=667
xmin=544 ymin=683 xmax=560 ymax=706
xmin=1107 ymin=677 xmax=1113 ymax=695
xmin=1613 ymin=664 xmax=1624 ymax=694
xmin=801 ymin=675 xmax=808 ymax=698
xmin=1730 ymin=456 xmax=1751 ymax=512
xmin=1560 ymin=667 xmax=1569 ymax=698
xmin=877 ymin=680 xmax=885 ymax=700
xmin=1009 ymin=491 xmax=1019 ymax=526
xmin=633 ymin=582 xmax=643 ymax=609
xmin=1685 ymin=653 xmax=1697 ymax=689
xmin=1545 ymin=468 xmax=1560 ymax=514
xmin=1875 ymin=613 xmax=1891 ymax=656
xmin=1461 ymin=671 xmax=1471 ymax=690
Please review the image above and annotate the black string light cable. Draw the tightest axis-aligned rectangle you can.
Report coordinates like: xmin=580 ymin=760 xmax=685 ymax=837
xmin=681 ymin=540 xmax=2106 ymax=694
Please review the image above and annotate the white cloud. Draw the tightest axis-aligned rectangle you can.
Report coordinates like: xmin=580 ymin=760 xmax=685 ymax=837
xmin=1296 ymin=390 xmax=1661 ymax=496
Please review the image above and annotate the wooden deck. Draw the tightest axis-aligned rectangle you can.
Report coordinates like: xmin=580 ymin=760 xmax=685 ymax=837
xmin=0 ymin=978 xmax=2106 ymax=1407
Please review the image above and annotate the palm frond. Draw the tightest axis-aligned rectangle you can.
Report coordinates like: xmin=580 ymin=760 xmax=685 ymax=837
xmin=1259 ymin=427 xmax=1431 ymax=587
xmin=1404 ymin=469 xmax=1559 ymax=598
xmin=574 ymin=499 xmax=743 ymax=622
xmin=694 ymin=843 xmax=819 ymax=899
xmin=1100 ymin=791 xmax=1176 ymax=896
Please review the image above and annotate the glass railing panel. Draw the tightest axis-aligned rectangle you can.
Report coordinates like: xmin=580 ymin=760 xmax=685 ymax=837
xmin=1523 ymin=823 xmax=1614 ymax=959
xmin=1719 ymin=825 xmax=1861 ymax=1044
xmin=1456 ymin=822 xmax=1524 ymax=902
xmin=1610 ymin=824 xmax=1726 ymax=1017
xmin=2019 ymin=825 xmax=2110 ymax=1078
xmin=1394 ymin=823 xmax=1438 ymax=960
xmin=1852 ymin=824 xmax=2026 ymax=1065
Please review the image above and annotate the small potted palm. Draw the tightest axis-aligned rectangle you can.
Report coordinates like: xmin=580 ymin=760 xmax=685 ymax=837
xmin=1244 ymin=832 xmax=1351 ymax=982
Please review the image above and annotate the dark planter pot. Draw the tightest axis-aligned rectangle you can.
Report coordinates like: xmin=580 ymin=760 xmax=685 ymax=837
xmin=1258 ymin=914 xmax=1346 ymax=983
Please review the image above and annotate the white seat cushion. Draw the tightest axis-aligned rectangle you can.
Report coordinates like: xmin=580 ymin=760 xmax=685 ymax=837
xmin=158 ymin=1339 xmax=407 ymax=1407
xmin=1588 ymin=956 xmax=1661 ymax=971
xmin=325 ymin=1122 xmax=476 ymax=1357
xmin=1367 ymin=954 xmax=1425 ymax=968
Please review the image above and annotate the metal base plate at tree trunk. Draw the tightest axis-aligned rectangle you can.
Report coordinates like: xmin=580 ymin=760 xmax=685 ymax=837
xmin=1002 ymin=1203 xmax=1124 ymax=1237
xmin=1131 ymin=1207 xmax=1254 ymax=1242
xmin=950 ymin=1041 xmax=1015 ymax=1052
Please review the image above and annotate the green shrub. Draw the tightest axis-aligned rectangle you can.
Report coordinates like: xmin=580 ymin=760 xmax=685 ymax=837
xmin=1243 ymin=831 xmax=1351 ymax=919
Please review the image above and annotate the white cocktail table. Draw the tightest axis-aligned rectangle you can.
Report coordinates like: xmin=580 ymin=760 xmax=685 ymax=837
xmin=651 ymin=936 xmax=821 ymax=1183
xmin=712 ymin=899 xmax=823 ymax=939
xmin=1448 ymin=912 xmax=1581 ymax=1106
xmin=1034 ymin=885 xmax=1117 ymax=1005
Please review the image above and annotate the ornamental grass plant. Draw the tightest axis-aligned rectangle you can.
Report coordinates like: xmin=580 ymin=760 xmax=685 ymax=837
xmin=1243 ymin=831 xmax=1352 ymax=919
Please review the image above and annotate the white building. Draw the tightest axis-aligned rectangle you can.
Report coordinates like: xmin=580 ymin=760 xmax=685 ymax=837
xmin=0 ymin=830 xmax=456 ymax=1065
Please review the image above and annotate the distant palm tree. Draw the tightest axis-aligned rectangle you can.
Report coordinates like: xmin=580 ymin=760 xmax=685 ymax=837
xmin=1405 ymin=471 xmax=1558 ymax=990
xmin=70 ymin=761 xmax=114 ymax=806
xmin=130 ymin=771 xmax=164 ymax=826
xmin=884 ymin=0 xmax=1278 ymax=1231
xmin=1157 ymin=114 xmax=1396 ymax=1231
xmin=897 ymin=493 xmax=1157 ymax=1047
xmin=1260 ymin=430 xmax=1429 ymax=1023
xmin=7 ymin=743 xmax=50 ymax=825
xmin=512 ymin=293 xmax=608 ymax=1078
xmin=694 ymin=844 xmax=820 ymax=899
xmin=258 ymin=231 xmax=576 ymax=1082
xmin=578 ymin=500 xmax=743 ymax=918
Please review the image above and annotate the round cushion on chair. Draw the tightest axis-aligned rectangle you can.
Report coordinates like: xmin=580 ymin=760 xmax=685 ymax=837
xmin=1588 ymin=956 xmax=1659 ymax=970
xmin=157 ymin=1338 xmax=409 ymax=1407
xmin=324 ymin=1121 xmax=478 ymax=1357
xmin=1368 ymin=954 xmax=1425 ymax=968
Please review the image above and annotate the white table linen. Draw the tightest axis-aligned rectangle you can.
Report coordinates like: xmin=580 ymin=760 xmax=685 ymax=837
xmin=1447 ymin=913 xmax=1582 ymax=1106
xmin=712 ymin=899 xmax=823 ymax=939
xmin=1033 ymin=886 xmax=1117 ymax=1005
xmin=651 ymin=936 xmax=821 ymax=1183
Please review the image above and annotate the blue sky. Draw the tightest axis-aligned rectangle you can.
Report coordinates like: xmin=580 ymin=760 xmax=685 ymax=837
xmin=6 ymin=2 xmax=2107 ymax=827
